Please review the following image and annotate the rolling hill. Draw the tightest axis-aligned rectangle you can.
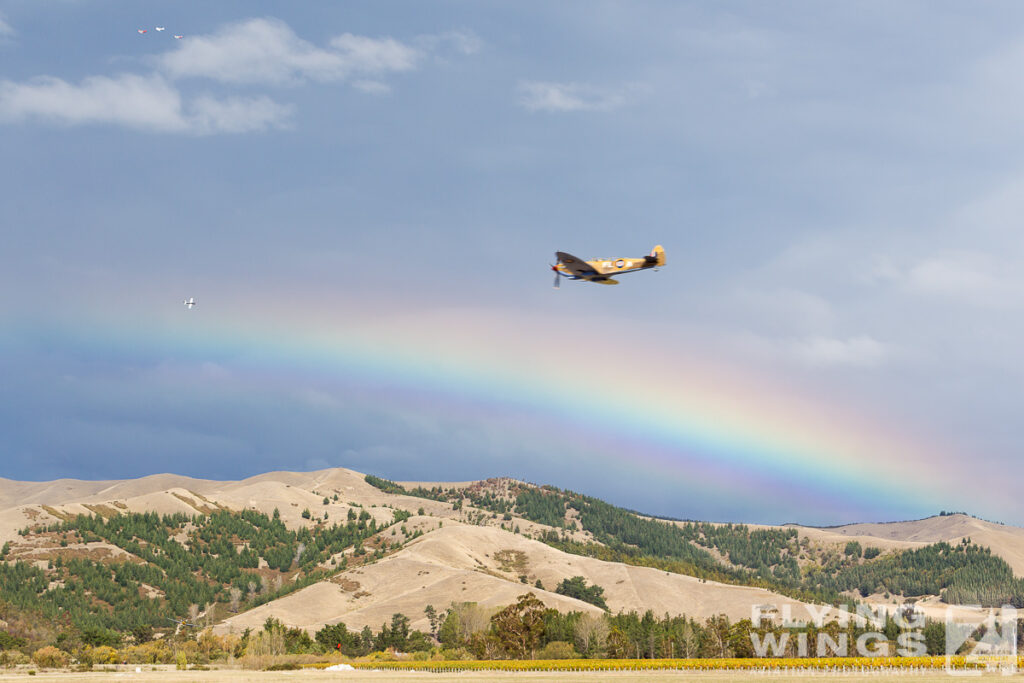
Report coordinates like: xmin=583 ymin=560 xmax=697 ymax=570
xmin=1 ymin=467 xmax=1022 ymax=638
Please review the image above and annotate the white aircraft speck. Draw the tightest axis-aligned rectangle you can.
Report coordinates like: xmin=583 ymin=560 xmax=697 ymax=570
xmin=137 ymin=29 xmax=147 ymax=34
xmin=183 ymin=297 xmax=196 ymax=309
xmin=155 ymin=27 xmax=165 ymax=31
xmin=173 ymin=34 xmax=184 ymax=39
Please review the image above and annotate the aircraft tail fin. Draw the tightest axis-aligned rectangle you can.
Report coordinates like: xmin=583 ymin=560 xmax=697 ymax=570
xmin=650 ymin=244 xmax=665 ymax=267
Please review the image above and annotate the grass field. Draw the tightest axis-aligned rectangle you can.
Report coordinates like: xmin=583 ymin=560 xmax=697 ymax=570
xmin=0 ymin=661 xmax=1020 ymax=682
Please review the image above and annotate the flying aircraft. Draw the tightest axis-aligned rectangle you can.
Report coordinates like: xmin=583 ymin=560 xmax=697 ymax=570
xmin=137 ymin=29 xmax=147 ymax=34
xmin=173 ymin=34 xmax=184 ymax=39
xmin=552 ymin=245 xmax=665 ymax=287
xmin=183 ymin=297 xmax=196 ymax=309
xmin=155 ymin=26 xmax=165 ymax=31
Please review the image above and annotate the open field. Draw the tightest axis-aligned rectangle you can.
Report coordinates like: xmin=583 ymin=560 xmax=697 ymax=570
xmin=0 ymin=669 xmax=1021 ymax=682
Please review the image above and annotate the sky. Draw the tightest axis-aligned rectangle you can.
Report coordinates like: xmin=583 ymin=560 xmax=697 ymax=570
xmin=2 ymin=1 xmax=1023 ymax=525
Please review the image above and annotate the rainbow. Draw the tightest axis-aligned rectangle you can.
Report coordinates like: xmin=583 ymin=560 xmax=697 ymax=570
xmin=3 ymin=302 xmax=994 ymax=524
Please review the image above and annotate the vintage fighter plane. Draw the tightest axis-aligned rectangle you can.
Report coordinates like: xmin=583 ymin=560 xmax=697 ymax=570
xmin=552 ymin=245 xmax=665 ymax=287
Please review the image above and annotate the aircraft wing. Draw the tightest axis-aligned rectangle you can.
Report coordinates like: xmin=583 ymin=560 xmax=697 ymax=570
xmin=556 ymin=251 xmax=600 ymax=278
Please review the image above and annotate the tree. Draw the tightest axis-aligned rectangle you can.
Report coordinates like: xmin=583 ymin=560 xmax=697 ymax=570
xmin=679 ymin=620 xmax=698 ymax=658
xmin=424 ymin=605 xmax=439 ymax=639
xmin=131 ymin=625 xmax=154 ymax=644
xmin=388 ymin=613 xmax=410 ymax=651
xmin=727 ymin=619 xmax=756 ymax=658
xmin=491 ymin=593 xmax=546 ymax=659
xmin=81 ymin=625 xmax=121 ymax=648
xmin=574 ymin=613 xmax=609 ymax=656
xmin=359 ymin=626 xmax=373 ymax=653
xmin=315 ymin=623 xmax=349 ymax=651
xmin=440 ymin=602 xmax=493 ymax=648
xmin=438 ymin=611 xmax=461 ymax=648
xmin=406 ymin=631 xmax=432 ymax=652
xmin=703 ymin=614 xmax=731 ymax=657
xmin=555 ymin=576 xmax=608 ymax=610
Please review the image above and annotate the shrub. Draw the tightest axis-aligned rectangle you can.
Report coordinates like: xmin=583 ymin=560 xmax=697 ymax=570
xmin=265 ymin=662 xmax=300 ymax=671
xmin=537 ymin=641 xmax=578 ymax=659
xmin=120 ymin=640 xmax=175 ymax=664
xmin=32 ymin=646 xmax=70 ymax=669
xmin=87 ymin=646 xmax=119 ymax=665
xmin=0 ymin=650 xmax=31 ymax=668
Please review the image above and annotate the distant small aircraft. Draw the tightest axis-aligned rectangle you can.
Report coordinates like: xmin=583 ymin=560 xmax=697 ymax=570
xmin=155 ymin=26 xmax=165 ymax=31
xmin=166 ymin=617 xmax=197 ymax=627
xmin=552 ymin=245 xmax=665 ymax=287
xmin=173 ymin=34 xmax=184 ymax=39
xmin=183 ymin=297 xmax=196 ymax=309
xmin=137 ymin=29 xmax=147 ymax=34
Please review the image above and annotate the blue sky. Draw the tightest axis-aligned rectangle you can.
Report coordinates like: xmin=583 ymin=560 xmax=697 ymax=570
xmin=2 ymin=2 xmax=1024 ymax=524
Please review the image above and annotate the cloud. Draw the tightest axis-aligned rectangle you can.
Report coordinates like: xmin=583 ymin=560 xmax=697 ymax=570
xmin=517 ymin=81 xmax=631 ymax=112
xmin=869 ymin=250 xmax=1022 ymax=308
xmin=352 ymin=80 xmax=391 ymax=95
xmin=329 ymin=33 xmax=418 ymax=73
xmin=735 ymin=332 xmax=891 ymax=369
xmin=416 ymin=30 xmax=482 ymax=56
xmin=0 ymin=74 xmax=186 ymax=131
xmin=0 ymin=73 xmax=291 ymax=134
xmin=731 ymin=287 xmax=835 ymax=334
xmin=790 ymin=335 xmax=890 ymax=368
xmin=0 ymin=18 xmax=469 ymax=134
xmin=0 ymin=13 xmax=13 ymax=38
xmin=188 ymin=94 xmax=293 ymax=134
xmin=904 ymin=255 xmax=999 ymax=298
xmin=159 ymin=18 xmax=419 ymax=85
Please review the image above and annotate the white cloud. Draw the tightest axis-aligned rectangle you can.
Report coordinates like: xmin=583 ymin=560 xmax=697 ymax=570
xmin=0 ymin=74 xmax=186 ymax=131
xmin=188 ymin=94 xmax=293 ymax=134
xmin=0 ymin=18 xmax=471 ymax=134
xmin=159 ymin=18 xmax=421 ymax=85
xmin=905 ymin=255 xmax=999 ymax=298
xmin=352 ymin=80 xmax=391 ymax=95
xmin=160 ymin=18 xmax=347 ymax=84
xmin=0 ymin=13 xmax=13 ymax=38
xmin=731 ymin=286 xmax=835 ymax=333
xmin=517 ymin=81 xmax=630 ymax=112
xmin=416 ymin=30 xmax=482 ymax=56
xmin=869 ymin=250 xmax=1022 ymax=308
xmin=791 ymin=335 xmax=890 ymax=368
xmin=330 ymin=33 xmax=418 ymax=73
xmin=737 ymin=332 xmax=891 ymax=369
xmin=0 ymin=73 xmax=290 ymax=134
